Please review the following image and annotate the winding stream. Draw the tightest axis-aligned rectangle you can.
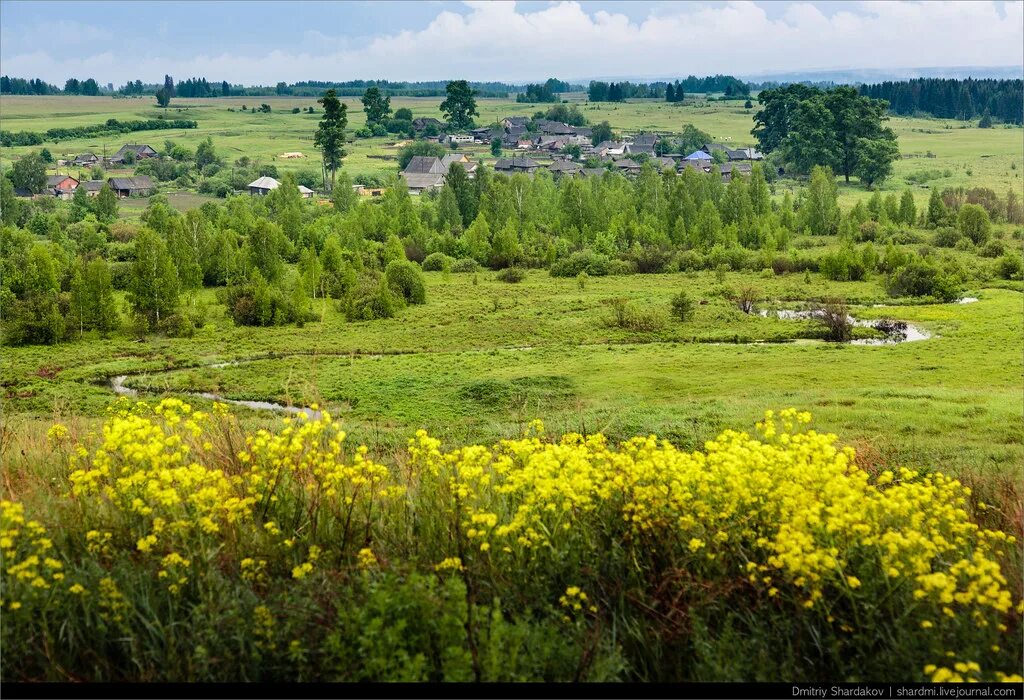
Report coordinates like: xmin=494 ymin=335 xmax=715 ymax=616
xmin=106 ymin=301 xmax=959 ymax=414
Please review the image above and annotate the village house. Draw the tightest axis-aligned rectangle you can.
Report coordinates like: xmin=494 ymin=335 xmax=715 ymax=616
xmin=593 ymin=141 xmax=626 ymax=157
xmin=613 ymin=158 xmax=642 ymax=176
xmin=624 ymin=142 xmax=656 ymax=157
xmin=650 ymin=156 xmax=677 ymax=172
xmin=727 ymin=147 xmax=764 ymax=161
xmin=246 ymin=176 xmax=314 ymax=198
xmin=440 ymin=153 xmax=477 ymax=177
xmin=719 ymin=162 xmax=753 ymax=182
xmin=46 ymin=174 xmax=79 ymax=200
xmin=494 ymin=156 xmax=541 ymax=175
xmin=109 ymin=144 xmax=158 ymax=164
xmin=501 ymin=116 xmax=529 ymax=129
xmin=107 ymin=175 xmax=154 ymax=198
xmin=400 ymin=156 xmax=446 ymax=194
xmin=72 ymin=153 xmax=99 ymax=167
xmin=684 ymin=150 xmax=714 ymax=163
xmin=548 ymin=159 xmax=583 ymax=178
xmin=80 ymin=180 xmax=106 ymax=197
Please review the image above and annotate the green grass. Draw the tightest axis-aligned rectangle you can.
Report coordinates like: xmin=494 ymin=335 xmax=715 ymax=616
xmin=4 ymin=267 xmax=1020 ymax=479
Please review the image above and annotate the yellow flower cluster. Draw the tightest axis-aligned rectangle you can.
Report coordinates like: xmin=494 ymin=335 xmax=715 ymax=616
xmin=3 ymin=400 xmax=1018 ymax=682
xmin=408 ymin=409 xmax=1016 ymax=628
xmin=1 ymin=501 xmax=62 ymax=610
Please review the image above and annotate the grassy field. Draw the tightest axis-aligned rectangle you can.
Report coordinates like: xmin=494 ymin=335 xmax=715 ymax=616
xmin=3 ymin=94 xmax=1022 ymax=209
xmin=4 ymin=267 xmax=1021 ymax=482
xmin=2 ymin=91 xmax=1023 ymax=684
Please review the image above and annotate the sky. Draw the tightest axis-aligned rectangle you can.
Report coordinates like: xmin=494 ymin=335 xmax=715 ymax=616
xmin=1 ymin=0 xmax=1022 ymax=87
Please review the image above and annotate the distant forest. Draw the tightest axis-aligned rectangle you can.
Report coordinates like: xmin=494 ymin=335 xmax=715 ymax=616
xmin=858 ymin=78 xmax=1023 ymax=124
xmin=2 ymin=73 xmax=1021 ymax=125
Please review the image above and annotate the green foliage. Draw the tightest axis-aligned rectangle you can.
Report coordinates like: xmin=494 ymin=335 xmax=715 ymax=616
xmin=127 ymin=228 xmax=179 ymax=330
xmin=957 ymin=204 xmax=992 ymax=245
xmin=315 ymin=89 xmax=348 ymax=189
xmin=361 ymin=86 xmax=392 ymax=126
xmin=670 ymin=289 xmax=696 ymax=322
xmin=495 ymin=267 xmax=525 ymax=283
xmin=11 ymin=152 xmax=47 ymax=193
xmin=384 ymin=259 xmax=426 ymax=305
xmin=439 ymin=80 xmax=479 ymax=131
xmin=397 ymin=141 xmax=446 ymax=170
xmin=885 ymin=261 xmax=960 ymax=302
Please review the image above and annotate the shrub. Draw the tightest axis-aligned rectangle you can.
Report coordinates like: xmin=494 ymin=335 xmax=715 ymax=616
xmin=814 ymin=298 xmax=852 ymax=342
xmin=933 ymin=227 xmax=961 ymax=247
xmin=421 ymin=252 xmax=454 ymax=272
xmin=495 ymin=267 xmax=525 ymax=283
xmin=450 ymin=257 xmax=480 ymax=273
xmin=885 ymin=261 xmax=960 ymax=301
xmin=384 ymin=260 xmax=426 ymax=305
xmin=957 ymin=204 xmax=991 ymax=245
xmin=669 ymin=290 xmax=696 ymax=322
xmin=995 ymin=253 xmax=1023 ymax=280
xmin=603 ymin=298 xmax=666 ymax=332
xmin=979 ymin=239 xmax=1006 ymax=258
xmin=733 ymin=286 xmax=760 ymax=314
xmin=346 ymin=275 xmax=405 ymax=321
xmin=550 ymin=250 xmax=617 ymax=277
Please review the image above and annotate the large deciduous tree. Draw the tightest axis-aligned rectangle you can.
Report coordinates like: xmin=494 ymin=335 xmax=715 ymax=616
xmin=128 ymin=228 xmax=179 ymax=329
xmin=315 ymin=89 xmax=348 ymax=192
xmin=753 ymin=84 xmax=898 ymax=186
xmin=439 ymin=80 xmax=479 ymax=131
xmin=361 ymin=87 xmax=392 ymax=126
xmin=12 ymin=153 xmax=47 ymax=193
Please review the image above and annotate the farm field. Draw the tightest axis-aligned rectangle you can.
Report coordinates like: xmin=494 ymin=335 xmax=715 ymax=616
xmin=4 ymin=94 xmax=1023 ymax=208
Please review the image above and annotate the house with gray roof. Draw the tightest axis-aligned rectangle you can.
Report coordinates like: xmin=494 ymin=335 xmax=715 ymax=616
xmin=494 ymin=156 xmax=541 ymax=174
xmin=108 ymin=175 xmax=154 ymax=197
xmin=109 ymin=144 xmax=157 ymax=164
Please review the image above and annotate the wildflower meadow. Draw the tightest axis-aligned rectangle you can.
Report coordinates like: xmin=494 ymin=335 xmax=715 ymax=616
xmin=2 ymin=399 xmax=1020 ymax=682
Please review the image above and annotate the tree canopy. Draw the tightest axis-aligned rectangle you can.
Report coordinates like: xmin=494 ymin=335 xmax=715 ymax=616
xmin=439 ymin=80 xmax=479 ymax=131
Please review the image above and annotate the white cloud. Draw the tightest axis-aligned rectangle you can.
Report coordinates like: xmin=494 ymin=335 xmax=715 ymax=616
xmin=2 ymin=1 xmax=1021 ymax=85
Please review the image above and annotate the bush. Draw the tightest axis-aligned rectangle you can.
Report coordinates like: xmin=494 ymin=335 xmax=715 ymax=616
xmin=451 ymin=257 xmax=480 ymax=273
xmin=979 ymin=239 xmax=1006 ymax=258
xmin=995 ymin=253 xmax=1023 ymax=280
xmin=345 ymin=275 xmax=405 ymax=321
xmin=885 ymin=261 xmax=960 ymax=302
xmin=384 ymin=260 xmax=426 ymax=305
xmin=421 ymin=252 xmax=454 ymax=272
xmin=495 ymin=267 xmax=525 ymax=283
xmin=156 ymin=313 xmax=195 ymax=338
xmin=669 ymin=290 xmax=696 ymax=322
xmin=814 ymin=298 xmax=853 ymax=342
xmin=603 ymin=298 xmax=666 ymax=332
xmin=933 ymin=227 xmax=961 ymax=247
xmin=550 ymin=250 xmax=632 ymax=277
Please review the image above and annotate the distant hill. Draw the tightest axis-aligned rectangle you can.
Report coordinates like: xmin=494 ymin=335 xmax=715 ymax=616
xmin=740 ymin=66 xmax=1023 ymax=86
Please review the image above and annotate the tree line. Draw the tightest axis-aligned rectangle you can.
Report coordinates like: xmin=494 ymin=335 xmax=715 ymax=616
xmin=858 ymin=78 xmax=1023 ymax=124
xmin=589 ymin=75 xmax=749 ymax=102
xmin=3 ymin=153 xmax=1020 ymax=346
xmin=1 ymin=118 xmax=198 ymax=148
xmin=516 ymin=79 xmax=572 ymax=103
